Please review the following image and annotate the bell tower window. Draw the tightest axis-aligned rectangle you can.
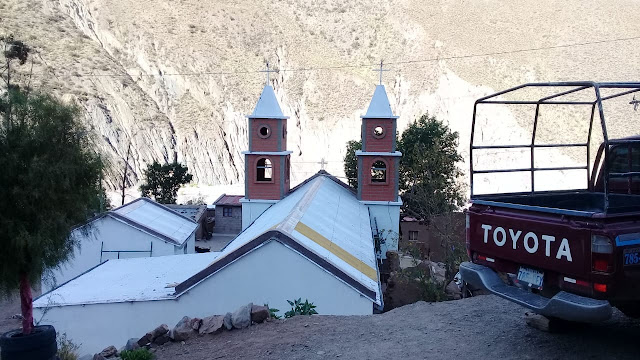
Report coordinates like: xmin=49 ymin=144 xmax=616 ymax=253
xmin=373 ymin=125 xmax=385 ymax=139
xmin=258 ymin=125 xmax=271 ymax=139
xmin=256 ymin=158 xmax=273 ymax=182
xmin=371 ymin=160 xmax=387 ymax=183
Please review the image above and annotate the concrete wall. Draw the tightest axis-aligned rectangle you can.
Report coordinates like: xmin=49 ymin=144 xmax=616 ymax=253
xmin=214 ymin=205 xmax=242 ymax=234
xmin=35 ymin=240 xmax=373 ymax=356
xmin=367 ymin=203 xmax=401 ymax=259
xmin=241 ymin=201 xmax=275 ymax=230
xmin=42 ymin=216 xmax=190 ymax=292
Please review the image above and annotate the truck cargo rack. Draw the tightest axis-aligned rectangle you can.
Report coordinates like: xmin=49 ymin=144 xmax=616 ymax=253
xmin=470 ymin=82 xmax=640 ymax=214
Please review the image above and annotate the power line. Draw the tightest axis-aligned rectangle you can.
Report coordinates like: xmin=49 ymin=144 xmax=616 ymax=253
xmin=30 ymin=35 xmax=640 ymax=79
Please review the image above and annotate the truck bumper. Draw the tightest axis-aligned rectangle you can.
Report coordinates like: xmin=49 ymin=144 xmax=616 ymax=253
xmin=460 ymin=262 xmax=612 ymax=323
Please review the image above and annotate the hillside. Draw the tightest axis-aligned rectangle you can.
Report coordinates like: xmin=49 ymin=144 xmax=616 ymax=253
xmin=2 ymin=0 xmax=640 ymax=198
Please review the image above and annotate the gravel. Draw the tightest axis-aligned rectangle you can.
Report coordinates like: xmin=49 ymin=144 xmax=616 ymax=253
xmin=153 ymin=295 xmax=640 ymax=360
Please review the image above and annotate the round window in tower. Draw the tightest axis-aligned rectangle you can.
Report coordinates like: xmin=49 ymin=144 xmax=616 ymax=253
xmin=373 ymin=125 xmax=385 ymax=139
xmin=258 ymin=125 xmax=271 ymax=139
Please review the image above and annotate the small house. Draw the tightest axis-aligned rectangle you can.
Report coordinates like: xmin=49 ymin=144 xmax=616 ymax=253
xmin=212 ymin=194 xmax=243 ymax=235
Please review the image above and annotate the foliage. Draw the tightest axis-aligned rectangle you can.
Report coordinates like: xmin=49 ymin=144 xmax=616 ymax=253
xmin=343 ymin=140 xmax=361 ymax=189
xmin=265 ymin=304 xmax=281 ymax=319
xmin=57 ymin=333 xmax=80 ymax=360
xmin=398 ymin=246 xmax=447 ymax=302
xmin=397 ymin=113 xmax=465 ymax=218
xmin=284 ymin=298 xmax=318 ymax=318
xmin=139 ymin=161 xmax=193 ymax=204
xmin=120 ymin=348 xmax=154 ymax=360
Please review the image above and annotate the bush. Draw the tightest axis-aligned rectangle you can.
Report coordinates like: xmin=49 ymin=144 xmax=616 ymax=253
xmin=284 ymin=298 xmax=318 ymax=318
xmin=57 ymin=333 xmax=80 ymax=360
xmin=265 ymin=304 xmax=281 ymax=319
xmin=120 ymin=348 xmax=154 ymax=360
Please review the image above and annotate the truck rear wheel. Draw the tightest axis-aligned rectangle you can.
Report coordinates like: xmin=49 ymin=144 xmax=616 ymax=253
xmin=615 ymin=303 xmax=640 ymax=318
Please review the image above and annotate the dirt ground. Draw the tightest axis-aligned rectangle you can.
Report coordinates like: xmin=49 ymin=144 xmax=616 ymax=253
xmin=2 ymin=294 xmax=639 ymax=359
xmin=152 ymin=295 xmax=640 ymax=360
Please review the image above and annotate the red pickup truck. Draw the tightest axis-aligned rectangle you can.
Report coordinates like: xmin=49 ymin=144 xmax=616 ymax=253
xmin=460 ymin=82 xmax=640 ymax=323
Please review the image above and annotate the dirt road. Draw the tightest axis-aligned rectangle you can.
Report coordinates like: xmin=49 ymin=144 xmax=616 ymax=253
xmin=154 ymin=295 xmax=640 ymax=360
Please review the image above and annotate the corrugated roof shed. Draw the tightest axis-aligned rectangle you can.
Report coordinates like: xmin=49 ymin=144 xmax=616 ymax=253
xmin=164 ymin=204 xmax=207 ymax=221
xmin=111 ymin=198 xmax=198 ymax=245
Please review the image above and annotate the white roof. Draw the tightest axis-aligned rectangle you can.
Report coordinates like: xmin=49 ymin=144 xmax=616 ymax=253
xmin=34 ymin=252 xmax=221 ymax=307
xmin=223 ymin=174 xmax=381 ymax=304
xmin=247 ymin=85 xmax=289 ymax=119
xmin=111 ymin=198 xmax=198 ymax=246
xmin=362 ymin=85 xmax=399 ymax=119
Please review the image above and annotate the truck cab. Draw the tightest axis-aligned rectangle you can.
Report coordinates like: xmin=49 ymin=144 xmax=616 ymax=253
xmin=461 ymin=82 xmax=640 ymax=322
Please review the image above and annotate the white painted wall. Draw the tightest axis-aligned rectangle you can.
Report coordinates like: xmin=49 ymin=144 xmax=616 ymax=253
xmin=35 ymin=240 xmax=373 ymax=356
xmin=367 ymin=203 xmax=401 ymax=259
xmin=42 ymin=216 xmax=191 ymax=292
xmin=241 ymin=200 xmax=276 ymax=230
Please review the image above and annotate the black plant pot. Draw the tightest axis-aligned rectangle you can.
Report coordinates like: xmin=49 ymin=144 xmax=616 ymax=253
xmin=0 ymin=325 xmax=58 ymax=360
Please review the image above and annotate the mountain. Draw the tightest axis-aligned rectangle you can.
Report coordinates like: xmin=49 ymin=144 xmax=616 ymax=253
xmin=2 ymin=0 xmax=639 ymax=198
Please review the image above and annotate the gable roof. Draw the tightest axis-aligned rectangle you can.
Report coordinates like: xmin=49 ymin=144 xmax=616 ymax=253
xmin=213 ymin=194 xmax=243 ymax=206
xmin=362 ymin=85 xmax=399 ymax=119
xmin=163 ymin=204 xmax=207 ymax=222
xmin=247 ymin=85 xmax=289 ymax=119
xmin=109 ymin=198 xmax=198 ymax=246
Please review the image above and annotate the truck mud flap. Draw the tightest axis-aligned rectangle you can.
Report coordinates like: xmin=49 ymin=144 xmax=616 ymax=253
xmin=460 ymin=262 xmax=612 ymax=323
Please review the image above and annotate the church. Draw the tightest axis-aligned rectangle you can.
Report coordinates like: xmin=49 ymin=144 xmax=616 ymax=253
xmin=33 ymin=78 xmax=402 ymax=356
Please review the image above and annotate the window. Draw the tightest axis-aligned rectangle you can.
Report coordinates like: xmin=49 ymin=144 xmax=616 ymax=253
xmin=256 ymin=158 xmax=273 ymax=182
xmin=408 ymin=231 xmax=419 ymax=242
xmin=373 ymin=125 xmax=385 ymax=139
xmin=285 ymin=157 xmax=290 ymax=182
xmin=371 ymin=160 xmax=387 ymax=183
xmin=223 ymin=207 xmax=232 ymax=217
xmin=283 ymin=124 xmax=287 ymax=139
xmin=258 ymin=125 xmax=271 ymax=139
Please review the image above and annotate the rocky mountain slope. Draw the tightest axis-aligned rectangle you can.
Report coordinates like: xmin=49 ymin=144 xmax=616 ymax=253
xmin=2 ymin=0 xmax=639 ymax=196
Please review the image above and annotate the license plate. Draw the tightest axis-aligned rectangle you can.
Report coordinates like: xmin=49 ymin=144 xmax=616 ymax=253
xmin=623 ymin=247 xmax=640 ymax=266
xmin=517 ymin=267 xmax=544 ymax=290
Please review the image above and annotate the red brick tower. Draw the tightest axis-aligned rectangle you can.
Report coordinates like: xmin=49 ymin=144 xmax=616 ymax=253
xmin=241 ymin=84 xmax=291 ymax=229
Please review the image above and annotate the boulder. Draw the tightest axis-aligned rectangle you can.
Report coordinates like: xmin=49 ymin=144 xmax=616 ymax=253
xmin=124 ymin=338 xmax=140 ymax=351
xmin=386 ymin=251 xmax=401 ymax=272
xmin=136 ymin=333 xmax=153 ymax=347
xmin=150 ymin=324 xmax=169 ymax=340
xmin=223 ymin=312 xmax=233 ymax=330
xmin=98 ymin=345 xmax=118 ymax=358
xmin=169 ymin=316 xmax=197 ymax=342
xmin=199 ymin=315 xmax=225 ymax=335
xmin=153 ymin=334 xmax=171 ymax=345
xmin=232 ymin=303 xmax=252 ymax=329
xmin=250 ymin=305 xmax=270 ymax=324
xmin=189 ymin=317 xmax=203 ymax=331
xmin=445 ymin=280 xmax=462 ymax=300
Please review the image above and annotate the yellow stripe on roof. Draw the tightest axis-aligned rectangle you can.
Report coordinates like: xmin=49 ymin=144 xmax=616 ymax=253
xmin=294 ymin=221 xmax=378 ymax=281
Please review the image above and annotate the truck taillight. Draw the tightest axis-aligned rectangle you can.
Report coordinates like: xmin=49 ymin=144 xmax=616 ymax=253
xmin=591 ymin=235 xmax=614 ymax=273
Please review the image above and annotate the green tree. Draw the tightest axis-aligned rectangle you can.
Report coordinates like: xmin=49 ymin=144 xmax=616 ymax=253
xmin=139 ymin=161 xmax=193 ymax=204
xmin=343 ymin=140 xmax=361 ymax=189
xmin=0 ymin=88 xmax=104 ymax=335
xmin=397 ymin=113 xmax=465 ymax=218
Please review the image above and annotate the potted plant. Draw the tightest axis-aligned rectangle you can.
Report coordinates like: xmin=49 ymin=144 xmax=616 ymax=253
xmin=0 ymin=36 xmax=105 ymax=359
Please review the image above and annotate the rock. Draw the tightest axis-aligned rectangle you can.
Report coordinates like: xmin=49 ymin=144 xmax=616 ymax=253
xmin=189 ymin=317 xmax=202 ymax=331
xmin=525 ymin=312 xmax=551 ymax=332
xmin=169 ymin=316 xmax=197 ymax=342
xmin=199 ymin=315 xmax=225 ymax=335
xmin=137 ymin=333 xmax=153 ymax=347
xmin=386 ymin=251 xmax=400 ymax=272
xmin=98 ymin=345 xmax=117 ymax=358
xmin=153 ymin=334 xmax=171 ymax=345
xmin=151 ymin=324 xmax=170 ymax=339
xmin=93 ymin=355 xmax=107 ymax=360
xmin=445 ymin=280 xmax=462 ymax=300
xmin=223 ymin=312 xmax=233 ymax=330
xmin=232 ymin=303 xmax=253 ymax=329
xmin=250 ymin=305 xmax=270 ymax=324
xmin=124 ymin=338 xmax=140 ymax=351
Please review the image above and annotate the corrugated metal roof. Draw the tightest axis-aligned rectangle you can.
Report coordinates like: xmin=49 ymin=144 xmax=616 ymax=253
xmin=34 ymin=252 xmax=221 ymax=307
xmin=164 ymin=204 xmax=207 ymax=221
xmin=112 ymin=198 xmax=198 ymax=245
xmin=213 ymin=194 xmax=243 ymax=206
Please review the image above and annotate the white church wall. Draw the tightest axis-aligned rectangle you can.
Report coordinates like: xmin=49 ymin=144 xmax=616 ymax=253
xmin=35 ymin=240 xmax=372 ymax=356
xmin=366 ymin=203 xmax=401 ymax=259
xmin=42 ymin=216 xmax=184 ymax=292
xmin=240 ymin=200 xmax=276 ymax=230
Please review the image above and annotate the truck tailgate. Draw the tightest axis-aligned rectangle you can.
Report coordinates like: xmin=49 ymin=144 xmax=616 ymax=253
xmin=468 ymin=206 xmax=589 ymax=277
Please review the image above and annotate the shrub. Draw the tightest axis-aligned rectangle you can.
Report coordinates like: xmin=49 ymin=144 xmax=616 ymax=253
xmin=57 ymin=333 xmax=80 ymax=360
xmin=265 ymin=304 xmax=281 ymax=319
xmin=120 ymin=348 xmax=154 ymax=360
xmin=284 ymin=298 xmax=318 ymax=318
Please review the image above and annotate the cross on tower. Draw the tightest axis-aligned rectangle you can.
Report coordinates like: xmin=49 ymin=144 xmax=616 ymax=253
xmin=373 ymin=60 xmax=389 ymax=85
xmin=260 ymin=62 xmax=276 ymax=85
xmin=318 ymin=158 xmax=327 ymax=170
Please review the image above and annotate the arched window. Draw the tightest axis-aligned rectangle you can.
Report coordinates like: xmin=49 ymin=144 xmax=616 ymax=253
xmin=256 ymin=158 xmax=273 ymax=182
xmin=371 ymin=160 xmax=387 ymax=183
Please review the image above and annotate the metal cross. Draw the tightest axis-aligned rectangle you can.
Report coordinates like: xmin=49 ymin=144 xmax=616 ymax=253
xmin=319 ymin=158 xmax=327 ymax=170
xmin=373 ymin=60 xmax=389 ymax=85
xmin=631 ymin=95 xmax=640 ymax=111
xmin=260 ymin=62 xmax=276 ymax=85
